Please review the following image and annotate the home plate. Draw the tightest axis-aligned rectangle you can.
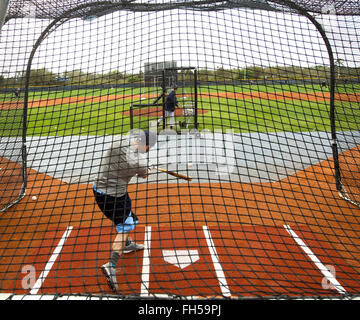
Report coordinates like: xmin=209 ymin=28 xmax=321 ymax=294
xmin=162 ymin=250 xmax=200 ymax=269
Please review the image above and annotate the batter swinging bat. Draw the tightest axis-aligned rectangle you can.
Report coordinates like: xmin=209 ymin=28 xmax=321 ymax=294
xmin=151 ymin=166 xmax=192 ymax=181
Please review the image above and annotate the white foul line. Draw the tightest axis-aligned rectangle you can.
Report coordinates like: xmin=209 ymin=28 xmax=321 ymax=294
xmin=30 ymin=226 xmax=73 ymax=295
xmin=140 ymin=225 xmax=151 ymax=297
xmin=283 ymin=225 xmax=347 ymax=295
xmin=202 ymin=226 xmax=231 ymax=297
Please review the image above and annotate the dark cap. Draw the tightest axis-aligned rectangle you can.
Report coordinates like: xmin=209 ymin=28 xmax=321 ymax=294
xmin=138 ymin=130 xmax=157 ymax=148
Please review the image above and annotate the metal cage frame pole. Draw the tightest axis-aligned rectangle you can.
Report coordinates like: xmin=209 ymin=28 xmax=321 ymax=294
xmin=0 ymin=0 xmax=27 ymax=213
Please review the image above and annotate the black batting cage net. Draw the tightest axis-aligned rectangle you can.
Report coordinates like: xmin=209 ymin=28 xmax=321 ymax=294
xmin=0 ymin=0 xmax=359 ymax=300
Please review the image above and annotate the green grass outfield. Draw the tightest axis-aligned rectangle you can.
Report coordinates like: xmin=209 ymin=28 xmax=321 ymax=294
xmin=0 ymin=83 xmax=359 ymax=136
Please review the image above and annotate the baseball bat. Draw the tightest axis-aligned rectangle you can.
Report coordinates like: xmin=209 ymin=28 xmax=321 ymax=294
xmin=152 ymin=166 xmax=192 ymax=181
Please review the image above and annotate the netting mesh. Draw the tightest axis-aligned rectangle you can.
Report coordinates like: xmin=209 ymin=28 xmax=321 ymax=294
xmin=0 ymin=0 xmax=360 ymax=300
xmin=0 ymin=2 xmax=26 ymax=213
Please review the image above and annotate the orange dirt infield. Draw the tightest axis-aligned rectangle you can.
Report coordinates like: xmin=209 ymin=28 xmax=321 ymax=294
xmin=1 ymin=91 xmax=359 ymax=110
xmin=338 ymin=146 xmax=360 ymax=205
xmin=0 ymin=147 xmax=360 ymax=295
xmin=0 ymin=157 xmax=24 ymax=209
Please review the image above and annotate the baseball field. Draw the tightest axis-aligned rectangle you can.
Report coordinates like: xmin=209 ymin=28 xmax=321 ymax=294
xmin=1 ymin=83 xmax=360 ymax=136
xmin=1 ymin=82 xmax=360 ymax=298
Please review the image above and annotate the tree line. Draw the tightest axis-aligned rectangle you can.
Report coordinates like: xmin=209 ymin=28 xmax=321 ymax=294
xmin=1 ymin=63 xmax=359 ymax=87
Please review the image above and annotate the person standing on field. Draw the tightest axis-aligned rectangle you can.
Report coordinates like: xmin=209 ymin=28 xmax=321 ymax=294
xmin=93 ymin=130 xmax=156 ymax=293
xmin=157 ymin=84 xmax=179 ymax=130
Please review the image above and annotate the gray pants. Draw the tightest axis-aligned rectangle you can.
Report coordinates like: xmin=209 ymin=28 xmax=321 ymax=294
xmin=157 ymin=110 xmax=175 ymax=127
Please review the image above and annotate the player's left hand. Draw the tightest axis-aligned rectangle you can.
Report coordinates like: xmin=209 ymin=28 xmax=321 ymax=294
xmin=140 ymin=168 xmax=151 ymax=179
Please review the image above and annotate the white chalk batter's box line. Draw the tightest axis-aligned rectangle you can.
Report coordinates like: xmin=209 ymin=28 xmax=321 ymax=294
xmin=19 ymin=224 xmax=348 ymax=297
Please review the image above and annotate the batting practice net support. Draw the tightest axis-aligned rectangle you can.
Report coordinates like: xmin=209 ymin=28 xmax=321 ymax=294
xmin=0 ymin=0 xmax=360 ymax=300
xmin=130 ymin=66 xmax=198 ymax=131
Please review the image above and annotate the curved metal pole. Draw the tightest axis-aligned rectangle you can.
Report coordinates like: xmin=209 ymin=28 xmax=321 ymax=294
xmin=22 ymin=1 xmax=123 ymax=193
xmin=22 ymin=0 xmax=340 ymax=196
xmin=272 ymin=0 xmax=340 ymax=192
xmin=0 ymin=1 xmax=23 ymax=212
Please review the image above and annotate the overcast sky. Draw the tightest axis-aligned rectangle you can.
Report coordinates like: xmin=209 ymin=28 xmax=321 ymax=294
xmin=0 ymin=6 xmax=358 ymax=77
